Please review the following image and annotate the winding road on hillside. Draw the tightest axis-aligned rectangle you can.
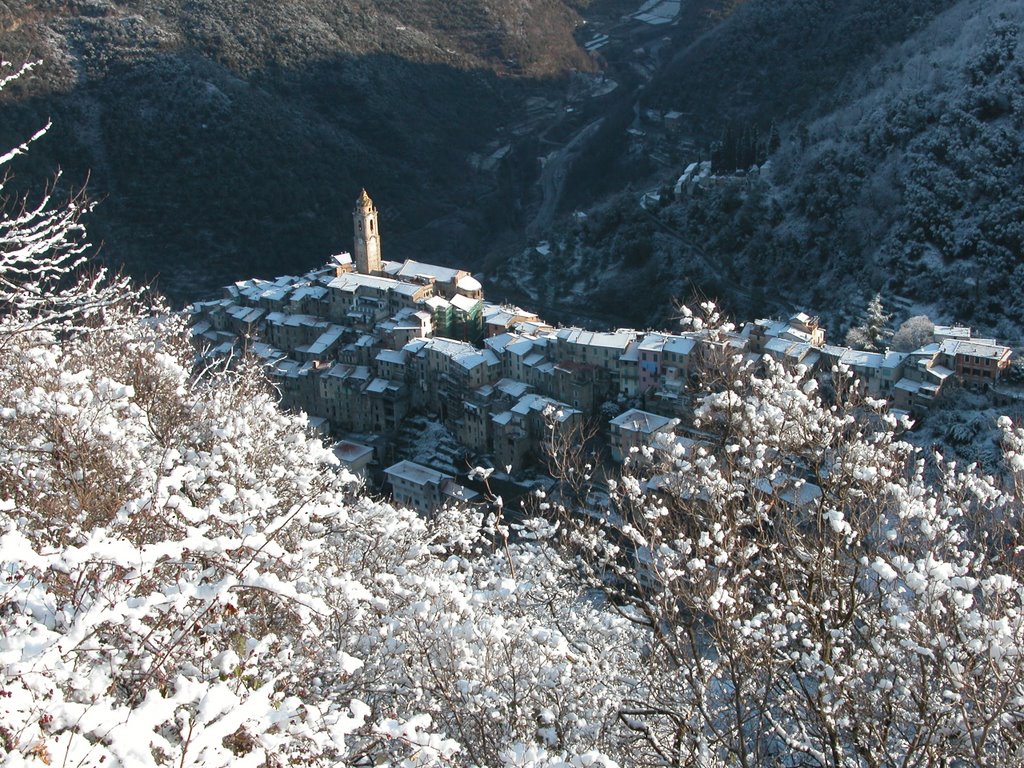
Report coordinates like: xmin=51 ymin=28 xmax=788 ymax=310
xmin=527 ymin=117 xmax=606 ymax=239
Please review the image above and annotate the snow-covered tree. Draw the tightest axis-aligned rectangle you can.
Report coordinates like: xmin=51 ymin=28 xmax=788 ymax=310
xmin=845 ymin=292 xmax=893 ymax=351
xmin=0 ymin=63 xmax=131 ymax=341
xmin=0 ymin=66 xmax=631 ymax=768
xmin=562 ymin=311 xmax=1024 ymax=767
xmin=891 ymin=313 xmax=935 ymax=352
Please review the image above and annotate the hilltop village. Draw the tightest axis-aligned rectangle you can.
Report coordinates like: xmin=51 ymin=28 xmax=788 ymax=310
xmin=190 ymin=192 xmax=1017 ymax=511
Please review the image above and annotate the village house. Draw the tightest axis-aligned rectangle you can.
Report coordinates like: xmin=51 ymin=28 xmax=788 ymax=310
xmin=609 ymin=409 xmax=680 ymax=463
xmin=482 ymin=304 xmax=546 ymax=337
xmin=333 ymin=440 xmax=375 ymax=481
xmin=618 ymin=340 xmax=641 ymax=398
xmin=747 ymin=313 xmax=826 ymax=354
xmin=937 ymin=338 xmax=1013 ymax=386
xmin=384 ymin=460 xmax=479 ymax=514
xmin=491 ymin=393 xmax=582 ymax=473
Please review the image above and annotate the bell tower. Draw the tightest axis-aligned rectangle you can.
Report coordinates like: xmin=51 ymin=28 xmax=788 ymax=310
xmin=353 ymin=189 xmax=381 ymax=275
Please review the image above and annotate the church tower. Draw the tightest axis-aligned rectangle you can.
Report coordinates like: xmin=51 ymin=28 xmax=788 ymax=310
xmin=353 ymin=189 xmax=382 ymax=275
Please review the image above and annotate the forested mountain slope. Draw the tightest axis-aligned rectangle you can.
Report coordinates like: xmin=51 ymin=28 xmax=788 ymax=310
xmin=687 ymin=0 xmax=1024 ymax=335
xmin=513 ymin=0 xmax=1024 ymax=336
xmin=0 ymin=0 xmax=593 ymax=301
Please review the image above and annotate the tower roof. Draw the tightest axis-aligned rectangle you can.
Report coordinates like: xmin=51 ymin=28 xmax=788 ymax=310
xmin=356 ymin=188 xmax=375 ymax=211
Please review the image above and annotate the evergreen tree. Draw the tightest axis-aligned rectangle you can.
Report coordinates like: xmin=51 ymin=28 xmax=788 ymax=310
xmin=865 ymin=292 xmax=893 ymax=348
xmin=845 ymin=292 xmax=893 ymax=351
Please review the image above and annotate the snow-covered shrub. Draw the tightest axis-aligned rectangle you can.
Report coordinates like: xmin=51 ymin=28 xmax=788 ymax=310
xmin=0 ymin=67 xmax=631 ymax=767
xmin=891 ymin=313 xmax=934 ymax=352
xmin=567 ymin=311 xmax=1024 ymax=767
xmin=0 ymin=276 xmax=629 ymax=768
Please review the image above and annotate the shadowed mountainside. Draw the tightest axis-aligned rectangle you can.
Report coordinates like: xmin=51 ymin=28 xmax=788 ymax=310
xmin=0 ymin=0 xmax=595 ymax=302
xmin=498 ymin=0 xmax=1024 ymax=338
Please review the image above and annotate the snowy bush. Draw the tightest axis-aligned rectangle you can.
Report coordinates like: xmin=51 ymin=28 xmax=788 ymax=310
xmin=891 ymin=313 xmax=934 ymax=352
xmin=565 ymin=316 xmax=1024 ymax=767
xmin=0 ymin=69 xmax=630 ymax=767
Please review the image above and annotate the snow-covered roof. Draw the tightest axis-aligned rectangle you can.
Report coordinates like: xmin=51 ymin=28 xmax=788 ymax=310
xmin=882 ymin=351 xmax=908 ymax=369
xmin=840 ymin=349 xmax=884 ymax=369
xmin=266 ymin=313 xmax=322 ymax=329
xmin=307 ymin=326 xmax=346 ymax=356
xmin=483 ymin=303 xmax=538 ymax=326
xmin=231 ymin=306 xmax=266 ymax=324
xmin=323 ymin=363 xmax=355 ymax=380
xmin=765 ymin=338 xmax=811 ymax=360
xmin=422 ymin=338 xmax=499 ymax=371
xmin=385 ymin=460 xmax=451 ymax=486
xmin=291 ymin=285 xmax=327 ymax=302
xmin=638 ymin=333 xmax=668 ymax=352
xmin=940 ymin=339 xmax=1011 ymax=361
xmin=780 ymin=328 xmax=813 ymax=344
xmin=333 ymin=440 xmax=373 ymax=464
xmin=757 ymin=319 xmax=790 ymax=338
xmin=376 ymin=349 xmax=407 ymax=365
xmin=895 ymin=378 xmax=922 ymax=393
xmin=610 ymin=408 xmax=676 ymax=434
xmin=441 ymin=479 xmax=480 ymax=503
xmin=257 ymin=286 xmax=291 ymax=303
xmin=496 ymin=379 xmax=531 ymax=399
xmin=821 ymin=344 xmax=847 ymax=359
xmin=328 ymin=273 xmax=404 ymax=293
xmin=514 ymin=320 xmax=553 ymax=335
xmin=450 ymin=294 xmax=481 ymax=313
xmin=492 ymin=411 xmax=514 ymax=426
xmin=389 ymin=259 xmax=463 ymax=284
xmin=619 ymin=343 xmax=640 ymax=363
xmin=484 ymin=333 xmax=518 ymax=355
xmin=506 ymin=338 xmax=537 ymax=357
xmin=192 ymin=297 xmax=234 ymax=312
xmin=510 ymin=394 xmax=579 ymax=422
xmin=556 ymin=328 xmax=637 ymax=351
xmin=663 ymin=336 xmax=697 ymax=356
xmin=457 ymin=275 xmax=482 ymax=293
xmin=392 ymin=282 xmax=426 ymax=298
xmin=933 ymin=325 xmax=971 ymax=341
